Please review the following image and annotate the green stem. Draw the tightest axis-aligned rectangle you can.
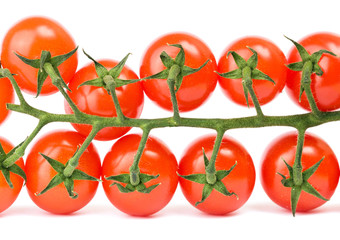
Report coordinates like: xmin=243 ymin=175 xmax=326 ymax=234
xmin=243 ymin=66 xmax=264 ymax=118
xmin=167 ymin=65 xmax=181 ymax=123
xmin=292 ymin=128 xmax=306 ymax=186
xmin=104 ymin=75 xmax=125 ymax=122
xmin=2 ymin=120 xmax=48 ymax=168
xmin=206 ymin=129 xmax=226 ymax=185
xmin=301 ymin=61 xmax=323 ymax=118
xmin=43 ymin=63 xmax=83 ymax=117
xmin=63 ymin=125 xmax=101 ymax=177
xmin=2 ymin=69 xmax=29 ymax=107
xmin=129 ymin=128 xmax=151 ymax=186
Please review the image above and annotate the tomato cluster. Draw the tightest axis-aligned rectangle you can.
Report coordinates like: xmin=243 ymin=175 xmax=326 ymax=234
xmin=1 ymin=16 xmax=340 ymax=216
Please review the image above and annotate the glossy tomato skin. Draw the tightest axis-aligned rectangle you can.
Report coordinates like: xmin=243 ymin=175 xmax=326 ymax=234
xmin=1 ymin=16 xmax=78 ymax=95
xmin=0 ymin=137 xmax=24 ymax=214
xmin=65 ymin=60 xmax=144 ymax=141
xmin=0 ymin=77 xmax=14 ymax=124
xmin=261 ymin=132 xmax=340 ymax=212
xmin=140 ymin=32 xmax=217 ymax=112
xmin=286 ymin=33 xmax=340 ymax=111
xmin=218 ymin=36 xmax=287 ymax=106
xmin=25 ymin=131 xmax=101 ymax=214
xmin=102 ymin=134 xmax=178 ymax=216
xmin=178 ymin=135 xmax=255 ymax=215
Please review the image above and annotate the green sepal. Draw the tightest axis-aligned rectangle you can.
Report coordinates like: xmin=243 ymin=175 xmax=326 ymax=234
xmin=202 ymin=148 xmax=209 ymax=167
xmin=285 ymin=36 xmax=310 ymax=60
xmin=82 ymin=49 xmax=109 ymax=78
xmin=72 ymin=169 xmax=101 ymax=182
xmin=251 ymin=69 xmax=275 ymax=85
xmin=106 ymin=173 xmax=130 ymax=185
xmin=160 ymin=51 xmax=176 ymax=68
xmin=106 ymin=172 xmax=160 ymax=194
xmin=227 ymin=51 xmax=247 ymax=69
xmin=1 ymin=169 xmax=12 ymax=188
xmin=216 ymin=162 xmax=237 ymax=181
xmin=303 ymin=157 xmax=324 ymax=180
xmin=286 ymin=61 xmax=304 ymax=72
xmin=246 ymin=47 xmax=258 ymax=69
xmin=112 ymin=183 xmax=135 ymax=193
xmin=36 ymin=174 xmax=64 ymax=196
xmin=137 ymin=183 xmax=161 ymax=193
xmin=142 ymin=69 xmax=169 ymax=80
xmin=178 ymin=173 xmax=207 ymax=184
xmin=115 ymin=78 xmax=141 ymax=88
xmin=213 ymin=180 xmax=238 ymax=199
xmin=109 ymin=53 xmax=131 ymax=79
xmin=290 ymin=185 xmax=302 ymax=217
xmin=171 ymin=44 xmax=185 ymax=67
xmin=65 ymin=177 xmax=77 ymax=199
xmin=216 ymin=68 xmax=242 ymax=79
xmin=8 ymin=164 xmax=27 ymax=184
xmin=15 ymin=47 xmax=78 ymax=97
xmin=195 ymin=184 xmax=213 ymax=206
xmin=40 ymin=153 xmax=64 ymax=173
xmin=242 ymin=81 xmax=250 ymax=108
xmin=78 ymin=78 xmax=105 ymax=89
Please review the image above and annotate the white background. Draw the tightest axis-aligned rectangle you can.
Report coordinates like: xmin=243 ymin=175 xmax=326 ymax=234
xmin=1 ymin=0 xmax=340 ymax=239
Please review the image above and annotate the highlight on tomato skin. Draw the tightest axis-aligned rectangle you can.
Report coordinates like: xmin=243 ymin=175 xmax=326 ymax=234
xmin=260 ymin=132 xmax=340 ymax=213
xmin=1 ymin=16 xmax=78 ymax=95
xmin=0 ymin=137 xmax=24 ymax=214
xmin=25 ymin=130 xmax=101 ymax=215
xmin=218 ymin=36 xmax=287 ymax=107
xmin=178 ymin=134 xmax=256 ymax=215
xmin=286 ymin=32 xmax=340 ymax=112
xmin=102 ymin=134 xmax=178 ymax=217
xmin=65 ymin=59 xmax=144 ymax=141
xmin=140 ymin=32 xmax=217 ymax=112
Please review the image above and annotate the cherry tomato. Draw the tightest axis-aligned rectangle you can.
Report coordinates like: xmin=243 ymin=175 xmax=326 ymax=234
xmin=261 ymin=132 xmax=340 ymax=212
xmin=286 ymin=32 xmax=340 ymax=111
xmin=140 ymin=32 xmax=217 ymax=112
xmin=0 ymin=76 xmax=14 ymax=124
xmin=178 ymin=135 xmax=255 ymax=215
xmin=65 ymin=60 xmax=144 ymax=141
xmin=0 ymin=137 xmax=24 ymax=214
xmin=25 ymin=131 xmax=101 ymax=214
xmin=102 ymin=134 xmax=178 ymax=216
xmin=218 ymin=36 xmax=287 ymax=106
xmin=1 ymin=16 xmax=78 ymax=95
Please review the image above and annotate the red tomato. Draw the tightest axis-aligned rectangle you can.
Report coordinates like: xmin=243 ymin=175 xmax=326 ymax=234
xmin=102 ymin=134 xmax=178 ymax=216
xmin=218 ymin=36 xmax=287 ymax=106
xmin=65 ymin=60 xmax=144 ymax=141
xmin=1 ymin=16 xmax=78 ymax=95
xmin=0 ymin=76 xmax=14 ymax=124
xmin=178 ymin=135 xmax=255 ymax=215
xmin=0 ymin=137 xmax=24 ymax=214
xmin=140 ymin=32 xmax=217 ymax=112
xmin=286 ymin=33 xmax=340 ymax=111
xmin=25 ymin=131 xmax=101 ymax=214
xmin=261 ymin=132 xmax=340 ymax=212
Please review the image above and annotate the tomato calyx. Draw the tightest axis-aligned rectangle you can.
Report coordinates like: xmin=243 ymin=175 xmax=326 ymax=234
xmin=105 ymin=173 xmax=160 ymax=193
xmin=217 ymin=47 xmax=274 ymax=116
xmin=0 ymin=142 xmax=26 ymax=188
xmin=15 ymin=47 xmax=78 ymax=97
xmin=143 ymin=44 xmax=210 ymax=93
xmin=36 ymin=153 xmax=100 ymax=199
xmin=277 ymin=156 xmax=328 ymax=216
xmin=179 ymin=149 xmax=238 ymax=206
xmin=285 ymin=36 xmax=337 ymax=117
